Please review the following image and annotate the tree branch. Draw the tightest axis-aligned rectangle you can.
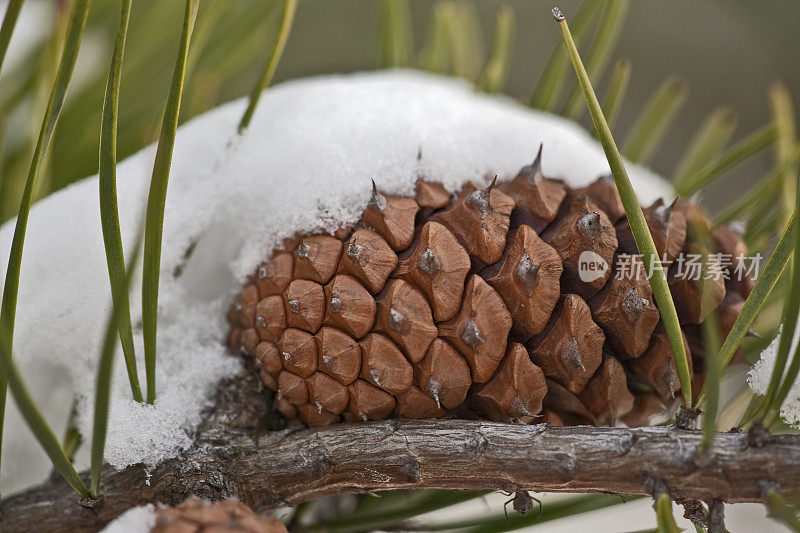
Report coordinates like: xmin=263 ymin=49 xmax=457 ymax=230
xmin=2 ymin=371 xmax=799 ymax=532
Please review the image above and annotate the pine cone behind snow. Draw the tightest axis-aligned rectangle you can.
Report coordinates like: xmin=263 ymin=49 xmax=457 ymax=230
xmin=226 ymin=148 xmax=751 ymax=427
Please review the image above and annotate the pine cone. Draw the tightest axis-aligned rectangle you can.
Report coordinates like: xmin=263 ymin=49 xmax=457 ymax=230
xmin=227 ymin=147 xmax=751 ymax=427
xmin=151 ymin=497 xmax=287 ymax=533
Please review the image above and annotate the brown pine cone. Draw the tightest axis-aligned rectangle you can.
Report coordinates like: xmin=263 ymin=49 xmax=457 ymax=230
xmin=151 ymin=497 xmax=287 ymax=533
xmin=227 ymin=148 xmax=751 ymax=428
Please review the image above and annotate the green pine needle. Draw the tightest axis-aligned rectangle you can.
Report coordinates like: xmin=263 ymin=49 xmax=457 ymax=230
xmin=673 ymin=107 xmax=738 ymax=186
xmin=713 ymin=165 xmax=783 ymax=225
xmin=561 ymin=0 xmax=628 ymax=119
xmin=418 ymin=2 xmax=453 ymax=74
xmin=0 ymin=0 xmax=24 ymax=76
xmin=697 ymin=228 xmax=722 ymax=449
xmin=476 ymin=5 xmax=515 ymax=94
xmin=622 ymin=75 xmax=688 ymax=164
xmin=61 ymin=397 xmax=82 ymax=462
xmin=765 ymin=170 xmax=800 ymax=423
xmin=764 ymin=490 xmax=800 ymax=532
xmin=142 ymin=0 xmax=199 ymax=404
xmin=555 ymin=7 xmax=693 ymax=405
xmin=377 ymin=0 xmax=413 ymax=69
xmin=676 ymin=123 xmax=778 ymax=197
xmin=91 ymin=224 xmax=144 ymax=498
xmin=315 ymin=490 xmax=490 ymax=533
xmin=696 ymin=210 xmax=796 ymax=407
xmin=770 ymin=82 xmax=798 ymax=227
xmin=99 ymin=0 xmax=142 ymax=403
xmin=447 ymin=2 xmax=484 ymax=79
xmin=655 ymin=494 xmax=682 ymax=533
xmin=0 ymin=0 xmax=91 ymax=476
xmin=238 ymin=0 xmax=297 ymax=132
xmin=425 ymin=494 xmax=640 ymax=533
xmin=0 ymin=335 xmax=88 ymax=497
xmin=599 ymin=57 xmax=631 ymax=132
xmin=529 ymin=0 xmax=601 ymax=111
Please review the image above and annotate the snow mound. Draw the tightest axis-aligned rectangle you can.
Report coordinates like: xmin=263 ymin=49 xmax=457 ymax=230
xmin=748 ymin=325 xmax=800 ymax=426
xmin=0 ymin=70 xmax=672 ymax=489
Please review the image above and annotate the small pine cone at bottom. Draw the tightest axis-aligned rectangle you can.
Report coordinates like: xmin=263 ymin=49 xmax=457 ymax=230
xmin=227 ymin=149 xmax=751 ymax=428
xmin=151 ymin=497 xmax=287 ymax=533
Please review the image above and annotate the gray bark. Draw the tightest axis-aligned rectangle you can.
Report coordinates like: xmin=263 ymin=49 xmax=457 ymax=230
xmin=1 ymin=371 xmax=799 ymax=532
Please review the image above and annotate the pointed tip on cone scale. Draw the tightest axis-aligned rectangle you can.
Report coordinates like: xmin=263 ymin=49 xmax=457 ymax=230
xmin=471 ymin=343 xmax=547 ymax=422
xmin=437 ymin=181 xmax=515 ymax=265
xmin=363 ymin=185 xmax=420 ymax=251
xmin=631 ymin=323 xmax=693 ymax=401
xmin=323 ymin=274 xmax=376 ymax=338
xmin=278 ymin=328 xmax=318 ymax=378
xmin=438 ymin=274 xmax=512 ymax=382
xmin=395 ymin=221 xmax=471 ymax=322
xmin=483 ymin=225 xmax=563 ymax=336
xmin=542 ymin=196 xmax=617 ymax=298
xmin=338 ymin=228 xmax=397 ymax=294
xmin=395 ymin=385 xmax=446 ymax=419
xmin=588 ymin=255 xmax=660 ymax=357
xmin=283 ymin=279 xmax=325 ymax=333
xmin=359 ymin=333 xmax=414 ymax=395
xmin=375 ymin=279 xmax=438 ymax=363
xmin=315 ymin=326 xmax=362 ymax=385
xmin=414 ymin=338 xmax=472 ymax=409
xmin=293 ymin=235 xmax=343 ymax=284
xmin=528 ymin=294 xmax=604 ymax=394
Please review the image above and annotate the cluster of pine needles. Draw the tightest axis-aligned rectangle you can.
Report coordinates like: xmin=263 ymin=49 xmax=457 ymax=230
xmin=0 ymin=0 xmax=798 ymax=531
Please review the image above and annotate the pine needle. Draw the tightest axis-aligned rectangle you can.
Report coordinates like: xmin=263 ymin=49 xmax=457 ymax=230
xmin=697 ymin=227 xmax=722 ymax=449
xmin=423 ymin=495 xmax=638 ymax=533
xmin=377 ymin=0 xmax=413 ymax=68
xmin=764 ymin=170 xmax=800 ymax=423
xmin=696 ymin=210 xmax=797 ymax=407
xmin=529 ymin=0 xmax=601 ymax=111
xmin=713 ymin=165 xmax=782 ymax=225
xmin=476 ymin=5 xmax=515 ymax=94
xmin=769 ymin=82 xmax=798 ymax=227
xmin=418 ymin=2 xmax=453 ymax=74
xmin=764 ymin=490 xmax=800 ymax=532
xmin=622 ymin=75 xmax=688 ymax=164
xmin=318 ymin=490 xmax=490 ymax=533
xmin=447 ymin=2 xmax=484 ymax=79
xmin=238 ymin=0 xmax=297 ymax=133
xmin=673 ymin=107 xmax=737 ymax=186
xmin=554 ymin=6 xmax=693 ymax=405
xmin=0 ymin=334 xmax=88 ymax=496
xmin=561 ymin=0 xmax=628 ymax=119
xmin=0 ymin=0 xmax=24 ymax=76
xmin=599 ymin=57 xmax=631 ymax=132
xmin=62 ymin=398 xmax=83 ymax=462
xmin=142 ymin=0 xmax=199 ymax=404
xmin=654 ymin=494 xmax=681 ymax=533
xmin=676 ymin=124 xmax=778 ymax=196
xmin=91 ymin=224 xmax=144 ymax=498
xmin=0 ymin=0 xmax=91 ymax=477
xmin=99 ymin=0 xmax=142 ymax=402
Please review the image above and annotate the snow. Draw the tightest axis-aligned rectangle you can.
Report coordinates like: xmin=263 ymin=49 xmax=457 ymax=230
xmin=748 ymin=325 xmax=800 ymax=426
xmin=100 ymin=504 xmax=156 ymax=533
xmin=0 ymin=70 xmax=673 ymax=493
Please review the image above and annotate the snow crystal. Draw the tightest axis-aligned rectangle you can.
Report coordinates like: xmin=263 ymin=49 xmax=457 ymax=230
xmin=100 ymin=504 xmax=156 ymax=533
xmin=0 ymin=70 xmax=672 ymax=492
xmin=748 ymin=325 xmax=800 ymax=426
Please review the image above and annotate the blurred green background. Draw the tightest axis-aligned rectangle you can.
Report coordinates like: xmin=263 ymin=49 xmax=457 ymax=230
xmin=0 ymin=0 xmax=798 ymax=220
